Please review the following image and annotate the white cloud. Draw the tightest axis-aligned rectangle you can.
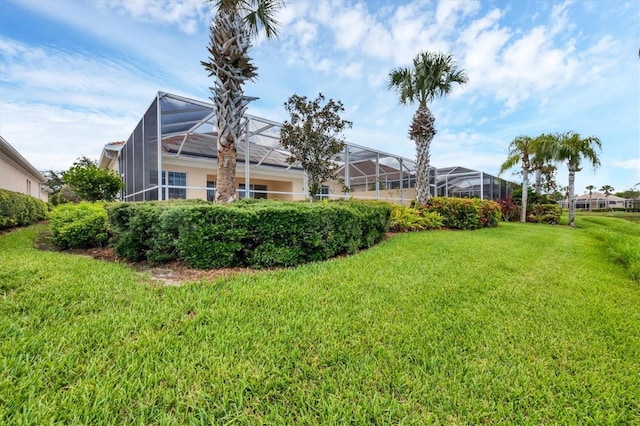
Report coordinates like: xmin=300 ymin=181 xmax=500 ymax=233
xmin=291 ymin=19 xmax=317 ymax=46
xmin=339 ymin=62 xmax=363 ymax=80
xmin=95 ymin=0 xmax=208 ymax=34
xmin=0 ymin=38 xmax=160 ymax=112
xmin=332 ymin=3 xmax=370 ymax=50
xmin=614 ymin=158 xmax=640 ymax=171
xmin=1 ymin=102 xmax=137 ymax=171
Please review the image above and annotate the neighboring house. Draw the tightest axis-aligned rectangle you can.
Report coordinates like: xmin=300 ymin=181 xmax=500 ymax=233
xmin=0 ymin=136 xmax=48 ymax=202
xmin=99 ymin=91 xmax=511 ymax=204
xmin=559 ymin=192 xmax=627 ymax=210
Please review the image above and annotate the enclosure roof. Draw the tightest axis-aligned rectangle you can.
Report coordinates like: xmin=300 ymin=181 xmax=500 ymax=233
xmin=434 ymin=165 xmax=507 ymax=191
xmin=156 ymin=91 xmax=416 ymax=173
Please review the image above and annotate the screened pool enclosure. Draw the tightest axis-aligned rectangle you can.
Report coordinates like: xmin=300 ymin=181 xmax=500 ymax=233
xmin=102 ymin=92 xmax=511 ymax=204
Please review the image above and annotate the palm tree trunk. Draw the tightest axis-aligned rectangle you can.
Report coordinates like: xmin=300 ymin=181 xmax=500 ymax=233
xmin=567 ymin=169 xmax=576 ymax=227
xmin=534 ymin=168 xmax=542 ymax=195
xmin=204 ymin=7 xmax=257 ymax=203
xmin=410 ymin=104 xmax=436 ymax=205
xmin=521 ymin=169 xmax=529 ymax=223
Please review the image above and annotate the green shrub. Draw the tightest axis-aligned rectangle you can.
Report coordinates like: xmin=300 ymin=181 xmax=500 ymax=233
xmin=390 ymin=204 xmax=443 ymax=232
xmin=0 ymin=189 xmax=48 ymax=230
xmin=498 ymin=196 xmax=520 ymax=222
xmin=334 ymin=200 xmax=391 ymax=248
xmin=107 ymin=202 xmax=185 ymax=262
xmin=106 ymin=199 xmax=392 ymax=269
xmin=424 ymin=197 xmax=500 ymax=230
xmin=49 ymin=202 xmax=109 ymax=249
xmin=174 ymin=205 xmax=253 ymax=269
xmin=529 ymin=203 xmax=562 ymax=224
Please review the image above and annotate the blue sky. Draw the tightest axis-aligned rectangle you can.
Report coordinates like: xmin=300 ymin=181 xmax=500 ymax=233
xmin=1 ymin=0 xmax=638 ymax=195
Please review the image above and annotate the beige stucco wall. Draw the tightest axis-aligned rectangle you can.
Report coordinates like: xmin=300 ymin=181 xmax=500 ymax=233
xmin=325 ymin=179 xmax=415 ymax=205
xmin=0 ymin=152 xmax=48 ymax=202
xmin=162 ymin=157 xmax=305 ymax=201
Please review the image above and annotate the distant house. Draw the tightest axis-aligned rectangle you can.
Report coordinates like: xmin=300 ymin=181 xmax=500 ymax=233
xmin=0 ymin=136 xmax=48 ymax=202
xmin=558 ymin=192 xmax=627 ymax=210
xmin=99 ymin=91 xmax=512 ymax=204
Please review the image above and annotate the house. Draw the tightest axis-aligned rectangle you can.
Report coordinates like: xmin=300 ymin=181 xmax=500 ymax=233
xmin=0 ymin=136 xmax=48 ymax=202
xmin=100 ymin=91 xmax=511 ymax=204
xmin=573 ymin=192 xmax=627 ymax=210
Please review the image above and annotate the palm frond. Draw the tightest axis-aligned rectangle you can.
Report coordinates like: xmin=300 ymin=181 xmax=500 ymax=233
xmin=208 ymin=0 xmax=283 ymax=39
xmin=388 ymin=50 xmax=467 ymax=107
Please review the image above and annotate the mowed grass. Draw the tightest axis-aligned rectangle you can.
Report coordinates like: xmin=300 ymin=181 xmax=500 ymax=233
xmin=1 ymin=221 xmax=639 ymax=424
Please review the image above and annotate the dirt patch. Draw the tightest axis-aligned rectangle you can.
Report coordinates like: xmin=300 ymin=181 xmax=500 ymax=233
xmin=33 ymin=231 xmax=253 ymax=286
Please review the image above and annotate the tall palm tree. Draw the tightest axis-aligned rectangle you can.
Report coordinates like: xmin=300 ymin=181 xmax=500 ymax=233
xmin=600 ymin=184 xmax=614 ymax=210
xmin=585 ymin=185 xmax=596 ymax=211
xmin=551 ymin=131 xmax=602 ymax=227
xmin=388 ymin=51 xmax=468 ymax=204
xmin=499 ymin=135 xmax=540 ymax=222
xmin=201 ymin=0 xmax=283 ymax=203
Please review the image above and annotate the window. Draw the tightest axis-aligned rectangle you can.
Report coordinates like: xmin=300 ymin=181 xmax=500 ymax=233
xmin=162 ymin=171 xmax=186 ymax=199
xmin=321 ymin=185 xmax=330 ymax=200
xmin=207 ymin=181 xmax=216 ymax=202
xmin=26 ymin=179 xmax=32 ymax=195
xmin=239 ymin=184 xmax=268 ymax=199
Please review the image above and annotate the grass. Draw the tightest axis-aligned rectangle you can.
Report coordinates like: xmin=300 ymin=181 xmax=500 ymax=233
xmin=1 ymin=221 xmax=639 ymax=424
xmin=575 ymin=214 xmax=640 ymax=281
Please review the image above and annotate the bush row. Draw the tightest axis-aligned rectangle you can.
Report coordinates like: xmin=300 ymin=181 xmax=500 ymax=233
xmin=589 ymin=207 xmax=640 ymax=213
xmin=107 ymin=200 xmax=391 ymax=269
xmin=422 ymin=197 xmax=501 ymax=230
xmin=0 ymin=189 xmax=48 ymax=230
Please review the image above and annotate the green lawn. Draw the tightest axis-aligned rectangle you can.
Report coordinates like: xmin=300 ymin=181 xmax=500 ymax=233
xmin=1 ymin=219 xmax=639 ymax=424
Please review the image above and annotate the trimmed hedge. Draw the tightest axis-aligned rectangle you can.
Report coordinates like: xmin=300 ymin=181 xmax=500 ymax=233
xmin=422 ymin=197 xmax=501 ymax=230
xmin=49 ymin=202 xmax=109 ymax=249
xmin=107 ymin=200 xmax=392 ymax=269
xmin=0 ymin=189 xmax=48 ymax=230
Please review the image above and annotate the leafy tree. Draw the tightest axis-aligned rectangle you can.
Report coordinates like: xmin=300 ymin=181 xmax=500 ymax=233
xmin=388 ymin=51 xmax=468 ymax=204
xmin=61 ymin=156 xmax=123 ymax=202
xmin=617 ymin=184 xmax=640 ymax=208
xmin=280 ymin=93 xmax=352 ymax=201
xmin=42 ymin=169 xmax=64 ymax=195
xmin=586 ymin=184 xmax=596 ymax=211
xmin=549 ymin=132 xmax=602 ymax=227
xmin=201 ymin=0 xmax=283 ymax=203
xmin=600 ymin=184 xmax=614 ymax=209
xmin=615 ymin=187 xmax=640 ymax=200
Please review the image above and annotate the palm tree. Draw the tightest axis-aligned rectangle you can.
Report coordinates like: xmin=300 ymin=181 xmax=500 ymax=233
xmin=499 ymin=135 xmax=547 ymax=222
xmin=201 ymin=0 xmax=283 ymax=203
xmin=531 ymin=151 xmax=555 ymax=196
xmin=600 ymin=184 xmax=614 ymax=210
xmin=585 ymin=185 xmax=596 ymax=211
xmin=551 ymin=132 xmax=602 ymax=227
xmin=388 ymin=51 xmax=468 ymax=204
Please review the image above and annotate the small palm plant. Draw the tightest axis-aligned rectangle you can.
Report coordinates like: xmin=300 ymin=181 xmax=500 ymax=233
xmin=600 ymin=185 xmax=615 ymax=210
xmin=388 ymin=51 xmax=468 ymax=205
xmin=585 ymin=185 xmax=595 ymax=211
